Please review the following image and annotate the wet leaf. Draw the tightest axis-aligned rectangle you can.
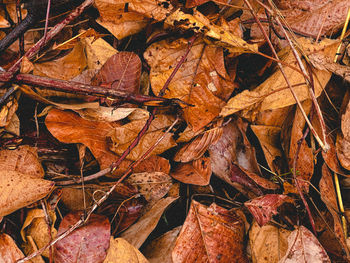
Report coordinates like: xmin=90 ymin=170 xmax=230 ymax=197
xmin=0 ymin=171 xmax=54 ymax=217
xmin=279 ymin=226 xmax=331 ymax=263
xmin=245 ymin=194 xmax=294 ymax=226
xmin=171 ymin=157 xmax=212 ymax=186
xmin=172 ymin=200 xmax=247 ymax=263
xmin=54 ymin=212 xmax=111 ymax=263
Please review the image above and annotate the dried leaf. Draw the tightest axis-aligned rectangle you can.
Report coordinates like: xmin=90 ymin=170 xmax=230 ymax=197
xmin=103 ymin=237 xmax=149 ymax=263
xmin=121 ymin=197 xmax=177 ymax=248
xmin=75 ymin=107 xmax=140 ymax=122
xmin=0 ymin=233 xmax=25 ymax=262
xmin=279 ymin=226 xmax=331 ymax=263
xmin=174 ymin=126 xmax=223 ymax=162
xmin=245 ymin=194 xmax=294 ymax=226
xmin=337 ymin=99 xmax=350 ymax=170
xmin=125 ymin=172 xmax=173 ymax=202
xmin=0 ymin=171 xmax=54 ymax=217
xmin=172 ymin=200 xmax=247 ymax=263
xmin=108 ymin=114 xmax=177 ymax=161
xmin=0 ymin=14 xmax=10 ymax=28
xmin=144 ymin=38 xmax=234 ymax=131
xmin=0 ymin=145 xmax=44 ymax=178
xmin=249 ymin=221 xmax=291 ymax=263
xmin=221 ymin=38 xmax=338 ymax=117
xmin=92 ymin=52 xmax=141 ymax=95
xmin=171 ymin=157 xmax=212 ymax=186
xmin=143 ymin=226 xmax=181 ymax=263
xmin=133 ymin=155 xmax=171 ymax=174
xmin=54 ymin=212 xmax=110 ymax=263
xmin=45 ymin=108 xmax=128 ymax=170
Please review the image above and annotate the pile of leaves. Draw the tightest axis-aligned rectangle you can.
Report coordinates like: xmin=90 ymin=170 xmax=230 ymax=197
xmin=0 ymin=0 xmax=350 ymax=262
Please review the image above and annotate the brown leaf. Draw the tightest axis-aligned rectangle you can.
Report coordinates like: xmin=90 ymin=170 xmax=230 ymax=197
xmin=54 ymin=212 xmax=111 ymax=263
xmin=143 ymin=226 xmax=181 ymax=263
xmin=108 ymin=114 xmax=177 ymax=161
xmin=144 ymin=38 xmax=234 ymax=131
xmin=171 ymin=157 xmax=212 ymax=186
xmin=0 ymin=145 xmax=44 ymax=178
xmin=319 ymin=164 xmax=349 ymax=256
xmin=279 ymin=226 xmax=331 ymax=263
xmin=45 ymin=108 xmax=128 ymax=170
xmin=125 ymin=172 xmax=173 ymax=202
xmin=337 ymin=99 xmax=350 ymax=170
xmin=91 ymin=52 xmax=141 ymax=95
xmin=103 ymin=237 xmax=148 ymax=263
xmin=174 ymin=126 xmax=223 ymax=162
xmin=133 ymin=155 xmax=171 ymax=174
xmin=172 ymin=200 xmax=247 ymax=263
xmin=221 ymin=38 xmax=338 ymax=118
xmin=0 ymin=233 xmax=25 ymax=262
xmin=249 ymin=221 xmax=291 ymax=263
xmin=0 ymin=171 xmax=54 ymax=217
xmin=121 ymin=197 xmax=177 ymax=249
xmin=245 ymin=194 xmax=294 ymax=226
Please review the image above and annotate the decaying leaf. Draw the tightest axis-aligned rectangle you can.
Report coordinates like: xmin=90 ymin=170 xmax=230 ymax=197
xmin=125 ymin=172 xmax=173 ymax=202
xmin=121 ymin=197 xmax=177 ymax=249
xmin=108 ymin=114 xmax=177 ymax=161
xmin=279 ymin=226 xmax=331 ymax=263
xmin=0 ymin=171 xmax=54 ymax=217
xmin=54 ymin=212 xmax=110 ymax=263
xmin=0 ymin=233 xmax=25 ymax=262
xmin=143 ymin=226 xmax=181 ymax=263
xmin=249 ymin=221 xmax=291 ymax=263
xmin=245 ymin=194 xmax=294 ymax=226
xmin=172 ymin=200 xmax=247 ymax=263
xmin=0 ymin=145 xmax=44 ymax=178
xmin=103 ymin=237 xmax=149 ymax=263
xmin=221 ymin=38 xmax=339 ymax=118
xmin=337 ymin=99 xmax=350 ymax=170
xmin=144 ymin=38 xmax=234 ymax=131
xmin=171 ymin=157 xmax=212 ymax=186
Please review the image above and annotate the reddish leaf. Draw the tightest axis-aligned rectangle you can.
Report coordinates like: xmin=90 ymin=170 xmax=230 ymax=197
xmin=91 ymin=52 xmax=141 ymax=95
xmin=279 ymin=226 xmax=331 ymax=263
xmin=172 ymin=200 xmax=247 ymax=263
xmin=245 ymin=194 xmax=294 ymax=226
xmin=54 ymin=212 xmax=111 ymax=263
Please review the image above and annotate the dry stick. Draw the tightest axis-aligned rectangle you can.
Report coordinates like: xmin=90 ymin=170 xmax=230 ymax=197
xmin=243 ymin=0 xmax=318 ymax=235
xmin=0 ymin=72 xmax=180 ymax=106
xmin=17 ymin=36 xmax=197 ymax=262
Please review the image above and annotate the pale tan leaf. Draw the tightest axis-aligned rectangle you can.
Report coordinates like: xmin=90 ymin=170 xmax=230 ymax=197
xmin=0 ymin=171 xmax=54 ymax=217
xmin=143 ymin=226 xmax=181 ymax=263
xmin=75 ymin=107 xmax=138 ymax=122
xmin=0 ymin=145 xmax=44 ymax=178
xmin=0 ymin=233 xmax=25 ymax=262
xmin=103 ymin=237 xmax=149 ymax=263
xmin=121 ymin=197 xmax=177 ymax=248
xmin=126 ymin=172 xmax=172 ymax=202
xmin=221 ymin=38 xmax=339 ymax=117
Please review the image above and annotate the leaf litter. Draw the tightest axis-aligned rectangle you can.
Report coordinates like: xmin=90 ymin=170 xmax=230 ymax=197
xmin=0 ymin=0 xmax=350 ymax=262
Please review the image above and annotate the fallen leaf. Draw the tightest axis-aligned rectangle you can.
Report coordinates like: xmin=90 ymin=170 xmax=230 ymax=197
xmin=337 ymin=99 xmax=350 ymax=170
xmin=172 ymin=200 xmax=247 ymax=262
xmin=221 ymin=38 xmax=338 ymax=117
xmin=245 ymin=194 xmax=294 ymax=226
xmin=0 ymin=14 xmax=10 ymax=28
xmin=0 ymin=233 xmax=25 ymax=262
xmin=45 ymin=108 xmax=128 ymax=170
xmin=108 ymin=114 xmax=177 ymax=161
xmin=0 ymin=171 xmax=54 ymax=217
xmin=91 ymin=52 xmax=142 ymax=95
xmin=103 ymin=237 xmax=149 ymax=263
xmin=279 ymin=226 xmax=331 ymax=263
xmin=144 ymin=38 xmax=234 ymax=131
xmin=171 ymin=157 xmax=212 ymax=186
xmin=249 ymin=221 xmax=291 ymax=263
xmin=0 ymin=145 xmax=44 ymax=178
xmin=174 ymin=126 xmax=223 ymax=162
xmin=125 ymin=172 xmax=173 ymax=202
xmin=54 ymin=212 xmax=111 ymax=263
xmin=133 ymin=155 xmax=171 ymax=174
xmin=121 ymin=197 xmax=177 ymax=249
xmin=75 ymin=107 xmax=139 ymax=122
xmin=143 ymin=226 xmax=181 ymax=263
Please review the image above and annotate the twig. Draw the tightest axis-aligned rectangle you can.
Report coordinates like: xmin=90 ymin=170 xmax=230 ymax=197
xmin=43 ymin=0 xmax=52 ymax=44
